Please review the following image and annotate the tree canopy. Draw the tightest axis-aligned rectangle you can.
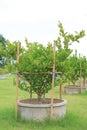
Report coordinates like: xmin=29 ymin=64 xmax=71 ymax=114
xmin=0 ymin=22 xmax=86 ymax=100
xmin=18 ymin=22 xmax=85 ymax=100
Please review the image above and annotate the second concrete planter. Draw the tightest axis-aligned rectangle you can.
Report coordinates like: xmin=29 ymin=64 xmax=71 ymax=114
xmin=64 ymin=85 xmax=86 ymax=94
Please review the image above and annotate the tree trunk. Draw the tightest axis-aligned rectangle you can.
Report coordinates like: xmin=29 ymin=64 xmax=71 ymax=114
xmin=68 ymin=80 xmax=70 ymax=85
xmin=37 ymin=93 xmax=42 ymax=102
xmin=73 ymin=82 xmax=75 ymax=86
xmin=30 ymin=86 xmax=32 ymax=99
xmin=59 ymin=84 xmax=62 ymax=99
xmin=83 ymin=78 xmax=85 ymax=87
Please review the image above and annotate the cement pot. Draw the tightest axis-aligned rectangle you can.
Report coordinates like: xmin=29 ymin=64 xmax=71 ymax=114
xmin=64 ymin=85 xmax=86 ymax=94
xmin=18 ymin=98 xmax=67 ymax=120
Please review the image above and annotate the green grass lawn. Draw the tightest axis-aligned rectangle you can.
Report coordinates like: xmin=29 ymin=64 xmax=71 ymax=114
xmin=0 ymin=76 xmax=87 ymax=130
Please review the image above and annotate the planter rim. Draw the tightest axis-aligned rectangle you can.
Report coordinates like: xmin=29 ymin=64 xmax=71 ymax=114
xmin=18 ymin=98 xmax=67 ymax=108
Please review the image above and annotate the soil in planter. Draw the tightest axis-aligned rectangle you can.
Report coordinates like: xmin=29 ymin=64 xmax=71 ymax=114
xmin=20 ymin=98 xmax=63 ymax=104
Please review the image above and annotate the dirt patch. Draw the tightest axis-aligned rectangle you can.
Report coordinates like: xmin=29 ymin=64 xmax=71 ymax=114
xmin=20 ymin=98 xmax=63 ymax=104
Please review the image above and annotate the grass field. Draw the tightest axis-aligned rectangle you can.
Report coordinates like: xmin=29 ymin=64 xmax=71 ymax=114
xmin=0 ymin=76 xmax=87 ymax=130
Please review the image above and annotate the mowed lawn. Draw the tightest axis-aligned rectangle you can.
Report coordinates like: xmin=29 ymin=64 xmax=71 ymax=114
xmin=0 ymin=76 xmax=87 ymax=130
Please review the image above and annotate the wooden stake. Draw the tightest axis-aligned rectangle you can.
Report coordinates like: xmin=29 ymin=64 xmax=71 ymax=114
xmin=80 ymin=62 xmax=82 ymax=93
xmin=15 ymin=42 xmax=19 ymax=119
xmin=50 ymin=43 xmax=56 ymax=118
xmin=19 ymin=72 xmax=62 ymax=75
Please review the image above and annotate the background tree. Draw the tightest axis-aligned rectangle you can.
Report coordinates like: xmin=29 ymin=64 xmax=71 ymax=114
xmin=78 ymin=55 xmax=87 ymax=86
xmin=5 ymin=40 xmax=25 ymax=72
xmin=0 ymin=34 xmax=6 ymax=67
xmin=55 ymin=21 xmax=85 ymax=84
xmin=64 ymin=53 xmax=80 ymax=85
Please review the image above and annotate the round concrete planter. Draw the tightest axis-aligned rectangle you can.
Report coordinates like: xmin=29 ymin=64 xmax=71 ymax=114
xmin=64 ymin=85 xmax=86 ymax=94
xmin=18 ymin=98 xmax=67 ymax=120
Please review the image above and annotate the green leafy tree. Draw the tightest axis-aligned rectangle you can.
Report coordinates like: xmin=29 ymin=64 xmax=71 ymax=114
xmin=78 ymin=55 xmax=87 ymax=86
xmin=18 ymin=22 xmax=85 ymax=101
xmin=18 ymin=41 xmax=53 ymax=101
xmin=55 ymin=21 xmax=85 ymax=85
xmin=64 ymin=54 xmax=80 ymax=85
xmin=64 ymin=54 xmax=87 ymax=86
xmin=0 ymin=34 xmax=6 ymax=67
xmin=5 ymin=40 xmax=24 ymax=72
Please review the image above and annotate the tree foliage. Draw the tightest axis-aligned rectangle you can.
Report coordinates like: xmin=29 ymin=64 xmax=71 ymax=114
xmin=54 ymin=21 xmax=85 ymax=84
xmin=78 ymin=55 xmax=87 ymax=80
xmin=18 ymin=41 xmax=53 ymax=100
xmin=17 ymin=22 xmax=85 ymax=101
xmin=0 ymin=34 xmax=6 ymax=67
xmin=64 ymin=54 xmax=80 ymax=85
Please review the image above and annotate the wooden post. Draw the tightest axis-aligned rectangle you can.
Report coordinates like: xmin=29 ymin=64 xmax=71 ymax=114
xmin=50 ymin=43 xmax=56 ymax=118
xmin=80 ymin=62 xmax=82 ymax=93
xmin=16 ymin=42 xmax=19 ymax=119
